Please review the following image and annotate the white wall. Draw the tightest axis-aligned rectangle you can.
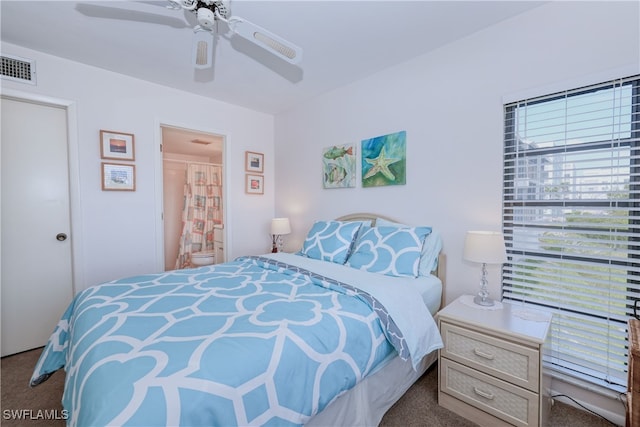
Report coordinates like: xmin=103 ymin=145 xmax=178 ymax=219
xmin=1 ymin=42 xmax=276 ymax=290
xmin=273 ymin=2 xmax=638 ymax=422
xmin=274 ymin=1 xmax=640 ymax=305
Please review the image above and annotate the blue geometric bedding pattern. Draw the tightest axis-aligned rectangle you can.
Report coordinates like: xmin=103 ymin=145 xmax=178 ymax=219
xmin=30 ymin=256 xmax=425 ymax=426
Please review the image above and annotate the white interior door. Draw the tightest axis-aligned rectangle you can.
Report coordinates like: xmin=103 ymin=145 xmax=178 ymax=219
xmin=1 ymin=97 xmax=74 ymax=356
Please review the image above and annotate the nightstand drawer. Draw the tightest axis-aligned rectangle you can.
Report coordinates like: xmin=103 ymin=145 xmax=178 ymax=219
xmin=441 ymin=322 xmax=539 ymax=392
xmin=440 ymin=358 xmax=538 ymax=427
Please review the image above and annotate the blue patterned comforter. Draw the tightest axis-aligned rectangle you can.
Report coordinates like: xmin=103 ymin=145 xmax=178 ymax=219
xmin=31 ymin=253 xmax=442 ymax=426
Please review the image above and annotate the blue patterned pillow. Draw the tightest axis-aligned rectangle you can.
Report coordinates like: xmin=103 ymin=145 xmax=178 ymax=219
xmin=346 ymin=226 xmax=432 ymax=277
xmin=300 ymin=221 xmax=363 ymax=264
xmin=375 ymin=218 xmax=442 ymax=276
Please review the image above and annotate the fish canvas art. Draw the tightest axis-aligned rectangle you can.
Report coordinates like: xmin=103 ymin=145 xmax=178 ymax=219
xmin=361 ymin=131 xmax=406 ymax=187
xmin=322 ymin=144 xmax=356 ymax=188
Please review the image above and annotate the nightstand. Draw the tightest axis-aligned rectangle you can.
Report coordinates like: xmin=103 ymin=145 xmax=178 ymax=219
xmin=437 ymin=295 xmax=552 ymax=427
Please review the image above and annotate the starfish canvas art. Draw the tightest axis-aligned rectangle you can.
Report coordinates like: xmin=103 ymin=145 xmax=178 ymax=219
xmin=361 ymin=131 xmax=406 ymax=187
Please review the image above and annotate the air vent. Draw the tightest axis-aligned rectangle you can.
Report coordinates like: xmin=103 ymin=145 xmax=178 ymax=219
xmin=1 ymin=54 xmax=36 ymax=85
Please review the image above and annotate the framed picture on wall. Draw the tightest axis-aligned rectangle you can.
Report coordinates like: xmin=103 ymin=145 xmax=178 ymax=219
xmin=322 ymin=144 xmax=356 ymax=189
xmin=102 ymin=162 xmax=135 ymax=191
xmin=361 ymin=130 xmax=406 ymax=188
xmin=245 ymin=151 xmax=264 ymax=173
xmin=100 ymin=130 xmax=135 ymax=161
xmin=245 ymin=174 xmax=264 ymax=194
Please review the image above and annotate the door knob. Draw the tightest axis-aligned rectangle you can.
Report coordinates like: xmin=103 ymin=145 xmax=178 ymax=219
xmin=56 ymin=233 xmax=68 ymax=241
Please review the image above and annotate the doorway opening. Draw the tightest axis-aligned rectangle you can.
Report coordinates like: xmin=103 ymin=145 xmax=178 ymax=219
xmin=161 ymin=125 xmax=225 ymax=271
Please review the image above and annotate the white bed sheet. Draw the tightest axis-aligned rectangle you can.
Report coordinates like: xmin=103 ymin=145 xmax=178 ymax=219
xmin=415 ymin=274 xmax=443 ymax=315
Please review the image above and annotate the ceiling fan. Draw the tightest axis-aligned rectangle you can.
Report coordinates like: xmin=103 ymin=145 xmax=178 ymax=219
xmin=165 ymin=0 xmax=303 ymax=69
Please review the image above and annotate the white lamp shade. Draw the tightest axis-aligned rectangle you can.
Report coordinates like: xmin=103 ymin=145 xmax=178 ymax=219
xmin=271 ymin=218 xmax=291 ymax=235
xmin=463 ymin=231 xmax=507 ymax=264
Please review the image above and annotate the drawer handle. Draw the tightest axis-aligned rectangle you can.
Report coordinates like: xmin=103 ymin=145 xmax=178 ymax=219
xmin=473 ymin=348 xmax=495 ymax=360
xmin=473 ymin=387 xmax=495 ymax=400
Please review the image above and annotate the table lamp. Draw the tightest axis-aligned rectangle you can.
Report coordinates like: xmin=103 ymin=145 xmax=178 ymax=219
xmin=463 ymin=231 xmax=507 ymax=306
xmin=271 ymin=218 xmax=291 ymax=253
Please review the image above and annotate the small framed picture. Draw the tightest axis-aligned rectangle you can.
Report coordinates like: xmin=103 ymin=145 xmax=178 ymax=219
xmin=245 ymin=174 xmax=264 ymax=194
xmin=100 ymin=130 xmax=135 ymax=161
xmin=102 ymin=162 xmax=135 ymax=191
xmin=245 ymin=151 xmax=264 ymax=173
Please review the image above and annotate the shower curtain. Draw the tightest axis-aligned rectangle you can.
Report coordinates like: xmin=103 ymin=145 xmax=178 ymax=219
xmin=175 ymin=163 xmax=222 ymax=269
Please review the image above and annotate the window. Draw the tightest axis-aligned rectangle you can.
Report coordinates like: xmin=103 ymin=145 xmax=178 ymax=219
xmin=502 ymin=75 xmax=640 ymax=391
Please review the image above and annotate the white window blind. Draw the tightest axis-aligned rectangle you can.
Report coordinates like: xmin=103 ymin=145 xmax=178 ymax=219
xmin=503 ymin=75 xmax=640 ymax=390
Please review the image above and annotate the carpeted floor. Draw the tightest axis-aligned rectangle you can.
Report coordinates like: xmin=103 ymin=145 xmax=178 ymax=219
xmin=1 ymin=348 xmax=620 ymax=426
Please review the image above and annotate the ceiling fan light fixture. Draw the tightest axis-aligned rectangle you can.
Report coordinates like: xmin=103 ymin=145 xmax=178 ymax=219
xmin=197 ymin=7 xmax=215 ymax=30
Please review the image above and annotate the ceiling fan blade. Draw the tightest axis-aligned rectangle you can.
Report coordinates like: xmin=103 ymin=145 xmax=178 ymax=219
xmin=192 ymin=30 xmax=215 ymax=69
xmin=133 ymin=1 xmax=176 ymax=8
xmin=75 ymin=3 xmax=190 ymax=29
xmin=227 ymin=16 xmax=302 ymax=64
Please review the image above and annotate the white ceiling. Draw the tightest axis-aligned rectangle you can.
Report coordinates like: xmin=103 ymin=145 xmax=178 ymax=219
xmin=1 ymin=1 xmax=545 ymax=115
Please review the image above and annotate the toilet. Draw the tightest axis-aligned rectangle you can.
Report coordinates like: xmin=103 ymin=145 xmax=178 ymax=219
xmin=191 ymin=251 xmax=215 ymax=267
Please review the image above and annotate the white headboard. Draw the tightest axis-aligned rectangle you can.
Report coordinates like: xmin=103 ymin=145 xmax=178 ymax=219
xmin=335 ymin=212 xmax=397 ymax=226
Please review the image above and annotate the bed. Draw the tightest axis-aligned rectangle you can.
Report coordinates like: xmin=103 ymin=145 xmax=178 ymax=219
xmin=30 ymin=213 xmax=445 ymax=426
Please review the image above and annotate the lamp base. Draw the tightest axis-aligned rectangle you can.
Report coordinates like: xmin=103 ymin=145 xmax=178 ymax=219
xmin=474 ymin=296 xmax=495 ymax=307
